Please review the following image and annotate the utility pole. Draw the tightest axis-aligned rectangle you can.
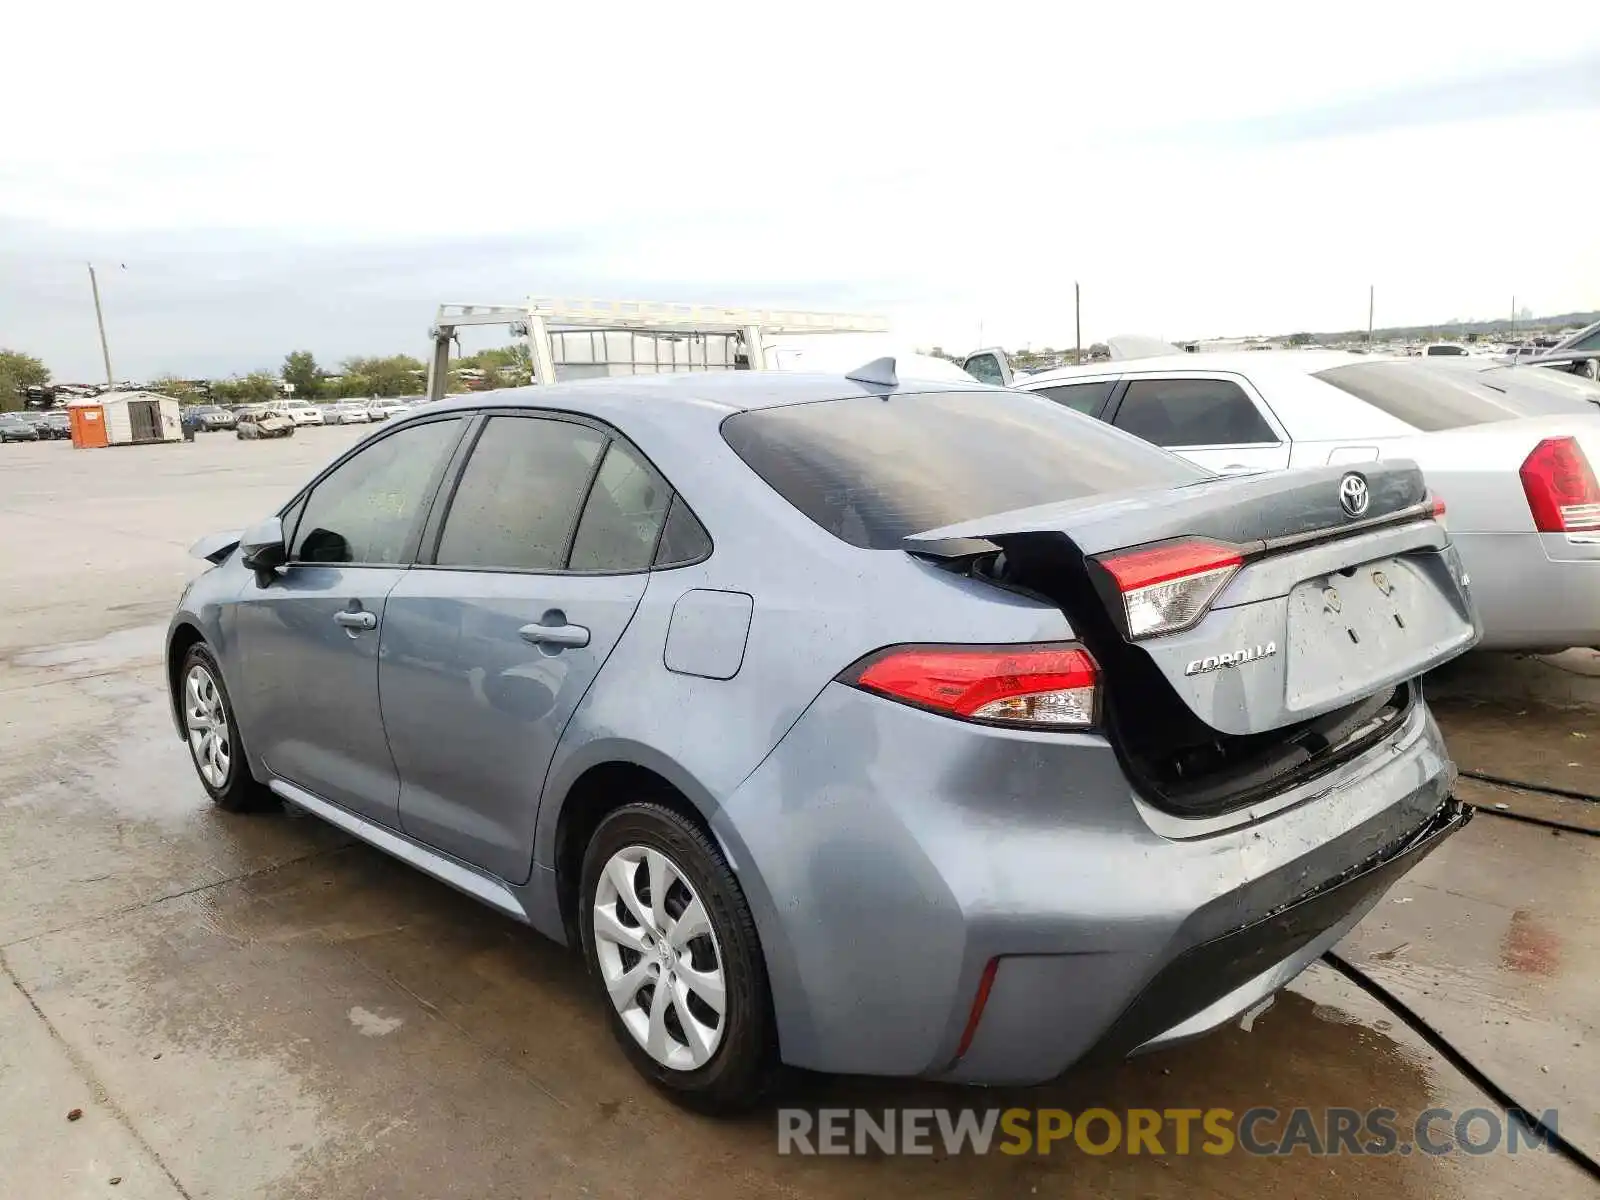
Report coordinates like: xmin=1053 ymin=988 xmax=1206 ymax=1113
xmin=1367 ymin=284 xmax=1374 ymax=344
xmin=1075 ymin=281 xmax=1082 ymax=364
xmin=87 ymin=263 xmax=114 ymax=388
xmin=1510 ymin=295 xmax=1517 ymax=339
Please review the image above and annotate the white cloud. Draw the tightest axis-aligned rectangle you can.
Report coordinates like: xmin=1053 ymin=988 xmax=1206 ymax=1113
xmin=4 ymin=0 xmax=1598 ymax=377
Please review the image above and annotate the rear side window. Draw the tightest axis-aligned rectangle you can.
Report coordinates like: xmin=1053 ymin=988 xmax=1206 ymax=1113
xmin=568 ymin=441 xmax=672 ymax=572
xmin=720 ymin=390 xmax=1206 ymax=550
xmin=1313 ymin=363 xmax=1518 ymax=432
xmin=653 ymin=497 xmax=713 ymax=567
xmin=435 ymin=416 xmax=605 ymax=570
xmin=1032 ymin=380 xmax=1116 ymax=415
xmin=1112 ymin=378 xmax=1278 ymax=447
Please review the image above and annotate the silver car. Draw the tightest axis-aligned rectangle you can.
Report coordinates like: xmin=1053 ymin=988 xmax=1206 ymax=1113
xmin=165 ymin=371 xmax=1477 ymax=1109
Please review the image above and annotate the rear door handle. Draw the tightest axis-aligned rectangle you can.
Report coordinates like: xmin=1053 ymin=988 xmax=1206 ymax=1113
xmin=520 ymin=621 xmax=590 ymax=650
xmin=334 ymin=610 xmax=377 ymax=631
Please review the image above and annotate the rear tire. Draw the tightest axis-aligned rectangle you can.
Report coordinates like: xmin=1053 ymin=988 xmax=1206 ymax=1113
xmin=579 ymin=803 xmax=777 ymax=1112
xmin=177 ymin=643 xmax=276 ymax=813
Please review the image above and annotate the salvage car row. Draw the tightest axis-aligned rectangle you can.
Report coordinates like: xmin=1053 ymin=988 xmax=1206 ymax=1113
xmin=185 ymin=397 xmax=423 ymax=434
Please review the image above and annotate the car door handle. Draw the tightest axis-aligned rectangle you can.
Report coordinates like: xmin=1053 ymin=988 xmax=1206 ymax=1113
xmin=519 ymin=621 xmax=590 ymax=649
xmin=334 ymin=610 xmax=377 ymax=631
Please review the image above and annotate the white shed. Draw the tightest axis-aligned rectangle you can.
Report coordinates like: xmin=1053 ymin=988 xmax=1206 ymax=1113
xmin=68 ymin=391 xmax=183 ymax=446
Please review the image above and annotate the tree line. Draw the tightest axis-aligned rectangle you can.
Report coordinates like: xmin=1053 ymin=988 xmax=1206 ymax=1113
xmin=180 ymin=346 xmax=536 ymax=404
xmin=0 ymin=349 xmax=50 ymax=412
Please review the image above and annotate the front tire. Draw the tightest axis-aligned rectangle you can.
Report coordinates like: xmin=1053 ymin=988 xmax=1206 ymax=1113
xmin=178 ymin=643 xmax=275 ymax=812
xmin=580 ymin=803 xmax=776 ymax=1111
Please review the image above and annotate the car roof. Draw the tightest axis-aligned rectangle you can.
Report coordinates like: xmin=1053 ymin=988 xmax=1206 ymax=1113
xmin=1017 ymin=349 xmax=1376 ymax=387
xmin=417 ymin=370 xmax=1005 ymax=420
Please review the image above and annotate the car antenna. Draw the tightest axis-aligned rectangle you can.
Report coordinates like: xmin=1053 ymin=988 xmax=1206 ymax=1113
xmin=846 ymin=357 xmax=897 ymax=389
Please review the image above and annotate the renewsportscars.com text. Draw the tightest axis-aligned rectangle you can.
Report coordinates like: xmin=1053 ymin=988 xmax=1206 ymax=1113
xmin=777 ymin=1106 xmax=1560 ymax=1157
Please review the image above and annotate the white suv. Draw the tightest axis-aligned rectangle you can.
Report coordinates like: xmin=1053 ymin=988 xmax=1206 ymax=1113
xmin=279 ymin=398 xmax=325 ymax=427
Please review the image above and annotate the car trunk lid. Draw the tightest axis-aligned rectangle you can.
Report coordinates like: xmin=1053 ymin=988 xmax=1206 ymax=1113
xmin=907 ymin=461 xmax=1479 ymax=816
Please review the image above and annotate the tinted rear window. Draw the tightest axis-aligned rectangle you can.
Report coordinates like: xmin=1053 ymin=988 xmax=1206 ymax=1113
xmin=1313 ymin=362 xmax=1520 ymax=432
xmin=720 ymin=390 xmax=1207 ymax=549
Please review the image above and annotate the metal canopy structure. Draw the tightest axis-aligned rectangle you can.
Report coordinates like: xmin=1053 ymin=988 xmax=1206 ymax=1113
xmin=425 ymin=298 xmax=890 ymax=400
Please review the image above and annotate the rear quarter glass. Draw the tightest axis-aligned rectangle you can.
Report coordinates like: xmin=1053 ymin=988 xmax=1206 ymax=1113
xmin=720 ymin=390 xmax=1208 ymax=549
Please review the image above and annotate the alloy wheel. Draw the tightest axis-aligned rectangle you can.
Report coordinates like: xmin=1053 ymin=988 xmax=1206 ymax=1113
xmin=184 ymin=664 xmax=231 ymax=789
xmin=592 ymin=845 xmax=726 ymax=1071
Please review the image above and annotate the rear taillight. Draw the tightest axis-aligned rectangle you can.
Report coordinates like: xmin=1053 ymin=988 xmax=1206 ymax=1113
xmin=1430 ymin=494 xmax=1447 ymax=520
xmin=1521 ymin=437 xmax=1600 ymax=534
xmin=841 ymin=643 xmax=1098 ymax=729
xmin=1096 ymin=538 xmax=1243 ymax=640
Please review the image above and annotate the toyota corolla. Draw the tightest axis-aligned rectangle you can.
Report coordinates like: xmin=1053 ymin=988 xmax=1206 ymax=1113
xmin=166 ymin=367 xmax=1479 ymax=1110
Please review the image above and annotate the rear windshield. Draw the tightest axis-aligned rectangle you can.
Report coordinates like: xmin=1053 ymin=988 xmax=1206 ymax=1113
xmin=1313 ymin=362 xmax=1520 ymax=432
xmin=721 ymin=390 xmax=1207 ymax=549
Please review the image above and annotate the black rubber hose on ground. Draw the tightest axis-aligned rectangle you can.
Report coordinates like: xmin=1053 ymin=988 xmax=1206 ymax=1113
xmin=1469 ymin=805 xmax=1600 ymax=837
xmin=1319 ymin=951 xmax=1600 ymax=1180
xmin=1460 ymin=769 xmax=1600 ymax=805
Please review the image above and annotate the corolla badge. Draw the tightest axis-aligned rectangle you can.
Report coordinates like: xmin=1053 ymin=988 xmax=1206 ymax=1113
xmin=1339 ymin=472 xmax=1371 ymax=518
xmin=1184 ymin=642 xmax=1278 ymax=677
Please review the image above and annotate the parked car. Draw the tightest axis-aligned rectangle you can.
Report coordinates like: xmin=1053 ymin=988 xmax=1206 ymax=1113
xmin=0 ymin=413 xmax=40 ymax=442
xmin=167 ymin=371 xmax=1476 ymax=1109
xmin=1535 ymin=319 xmax=1600 ymax=381
xmin=1010 ymin=351 xmax=1600 ymax=652
xmin=235 ymin=408 xmax=296 ymax=440
xmin=325 ymin=402 xmax=372 ymax=425
xmin=1421 ymin=342 xmax=1471 ymax=357
xmin=187 ymin=404 xmax=236 ymax=431
xmin=40 ymin=411 xmax=72 ymax=440
xmin=366 ymin=399 xmax=411 ymax=420
xmin=1414 ymin=357 xmax=1600 ymax=417
xmin=280 ymin=398 xmax=325 ymax=427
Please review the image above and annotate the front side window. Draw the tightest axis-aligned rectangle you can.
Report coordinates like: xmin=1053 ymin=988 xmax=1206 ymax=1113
xmin=964 ymin=354 xmax=1005 ymax=386
xmin=434 ymin=416 xmax=605 ymax=571
xmin=291 ymin=418 xmax=463 ymax=564
xmin=1113 ymin=378 xmax=1278 ymax=447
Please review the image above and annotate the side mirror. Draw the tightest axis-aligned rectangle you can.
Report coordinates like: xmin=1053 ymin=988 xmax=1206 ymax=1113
xmin=240 ymin=516 xmax=288 ymax=572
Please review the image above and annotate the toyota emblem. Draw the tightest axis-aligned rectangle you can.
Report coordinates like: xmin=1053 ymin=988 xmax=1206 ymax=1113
xmin=1338 ymin=472 xmax=1370 ymax=518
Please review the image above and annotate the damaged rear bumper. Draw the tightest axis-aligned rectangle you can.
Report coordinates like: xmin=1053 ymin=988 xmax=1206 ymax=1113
xmin=1091 ymin=796 xmax=1469 ymax=1061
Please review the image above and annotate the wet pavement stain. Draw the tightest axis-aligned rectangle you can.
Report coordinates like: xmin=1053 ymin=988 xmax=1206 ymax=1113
xmin=1501 ymin=909 xmax=1563 ymax=978
xmin=1338 ymin=814 xmax=1600 ymax=1164
xmin=1432 ymin=696 xmax=1600 ymax=797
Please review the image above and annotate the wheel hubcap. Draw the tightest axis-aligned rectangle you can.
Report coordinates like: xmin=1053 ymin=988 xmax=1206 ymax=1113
xmin=184 ymin=664 xmax=231 ymax=789
xmin=592 ymin=845 xmax=726 ymax=1071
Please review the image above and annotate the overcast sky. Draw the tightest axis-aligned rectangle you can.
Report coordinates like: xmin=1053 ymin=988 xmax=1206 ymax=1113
xmin=5 ymin=2 xmax=1599 ymax=381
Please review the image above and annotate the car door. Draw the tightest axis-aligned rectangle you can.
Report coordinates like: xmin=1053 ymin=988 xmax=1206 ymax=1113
xmin=1105 ymin=373 xmax=1292 ymax=473
xmin=230 ymin=415 xmax=467 ymax=826
xmin=961 ymin=347 xmax=1012 ymax=387
xmin=380 ymin=412 xmax=675 ymax=882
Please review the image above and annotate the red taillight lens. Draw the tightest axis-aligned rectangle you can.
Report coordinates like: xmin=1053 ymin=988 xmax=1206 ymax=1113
xmin=1096 ymin=538 xmax=1244 ymax=640
xmin=1521 ymin=437 xmax=1600 ymax=534
xmin=1430 ymin=495 xmax=1447 ymax=520
xmin=843 ymin=643 xmax=1098 ymax=728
